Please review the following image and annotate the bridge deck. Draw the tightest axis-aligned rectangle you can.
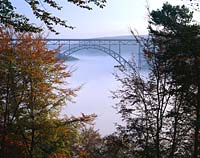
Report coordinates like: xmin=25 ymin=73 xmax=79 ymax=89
xmin=44 ymin=38 xmax=135 ymax=41
xmin=8 ymin=38 xmax=143 ymax=70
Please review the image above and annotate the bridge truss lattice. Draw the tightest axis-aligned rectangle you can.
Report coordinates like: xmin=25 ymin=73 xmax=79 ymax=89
xmin=45 ymin=39 xmax=143 ymax=70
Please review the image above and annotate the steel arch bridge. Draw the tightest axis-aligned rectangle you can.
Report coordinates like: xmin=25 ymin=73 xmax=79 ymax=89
xmin=45 ymin=39 xmax=143 ymax=70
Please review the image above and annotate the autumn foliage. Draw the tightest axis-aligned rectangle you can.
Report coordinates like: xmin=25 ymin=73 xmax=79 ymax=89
xmin=0 ymin=26 xmax=95 ymax=158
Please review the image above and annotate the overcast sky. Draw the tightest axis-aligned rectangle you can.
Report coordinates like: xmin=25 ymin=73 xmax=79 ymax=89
xmin=11 ymin=0 xmax=196 ymax=38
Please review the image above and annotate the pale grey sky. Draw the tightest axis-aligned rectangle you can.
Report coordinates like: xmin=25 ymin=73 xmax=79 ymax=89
xmin=48 ymin=0 xmax=186 ymax=38
xmin=12 ymin=0 xmax=194 ymax=38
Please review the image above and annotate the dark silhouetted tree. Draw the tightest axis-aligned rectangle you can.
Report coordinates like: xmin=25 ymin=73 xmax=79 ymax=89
xmin=114 ymin=2 xmax=200 ymax=158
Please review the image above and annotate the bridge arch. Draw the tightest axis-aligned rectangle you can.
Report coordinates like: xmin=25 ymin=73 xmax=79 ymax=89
xmin=61 ymin=44 xmax=136 ymax=70
xmin=11 ymin=38 xmax=143 ymax=70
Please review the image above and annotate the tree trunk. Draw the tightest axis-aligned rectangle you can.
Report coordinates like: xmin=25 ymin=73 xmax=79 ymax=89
xmin=1 ymin=69 xmax=11 ymax=158
xmin=156 ymin=120 xmax=160 ymax=158
xmin=193 ymin=85 xmax=200 ymax=158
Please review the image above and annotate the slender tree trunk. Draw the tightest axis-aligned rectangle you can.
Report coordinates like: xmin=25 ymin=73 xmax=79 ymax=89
xmin=156 ymin=69 xmax=161 ymax=158
xmin=156 ymin=117 xmax=160 ymax=158
xmin=170 ymin=116 xmax=178 ymax=158
xmin=1 ymin=66 xmax=11 ymax=158
xmin=193 ymin=85 xmax=200 ymax=158
xmin=1 ymin=129 xmax=6 ymax=158
xmin=156 ymin=132 xmax=160 ymax=158
xmin=145 ymin=118 xmax=150 ymax=158
xmin=1 ymin=104 xmax=8 ymax=158
xmin=29 ymin=79 xmax=35 ymax=158
xmin=29 ymin=128 xmax=35 ymax=158
xmin=169 ymin=95 xmax=181 ymax=158
xmin=193 ymin=108 xmax=199 ymax=158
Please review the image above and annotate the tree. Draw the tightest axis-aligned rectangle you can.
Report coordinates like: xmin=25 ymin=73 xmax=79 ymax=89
xmin=0 ymin=0 xmax=106 ymax=34
xmin=113 ymin=51 xmax=179 ymax=158
xmin=149 ymin=3 xmax=200 ymax=158
xmin=72 ymin=127 xmax=102 ymax=158
xmin=114 ymin=2 xmax=200 ymax=158
xmin=0 ymin=26 xmax=95 ymax=158
xmin=99 ymin=133 xmax=131 ymax=158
